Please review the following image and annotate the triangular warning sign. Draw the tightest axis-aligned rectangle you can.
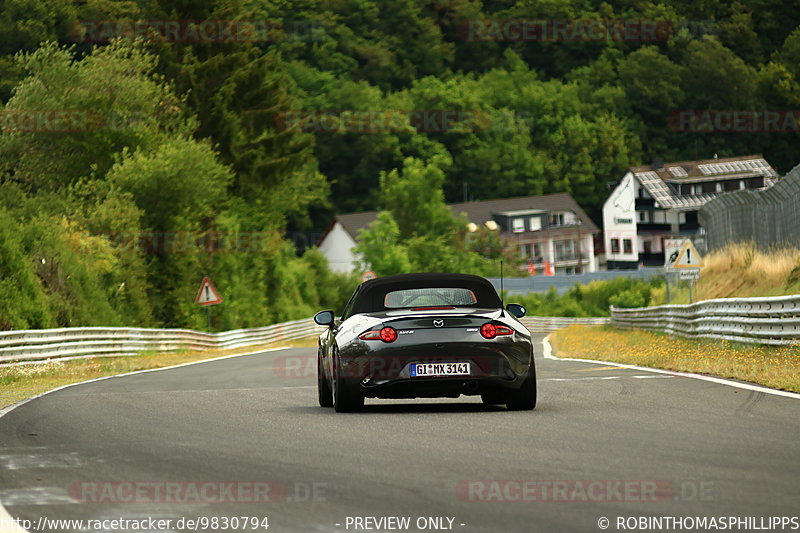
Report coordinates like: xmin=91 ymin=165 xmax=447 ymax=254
xmin=195 ymin=277 xmax=223 ymax=306
xmin=673 ymin=240 xmax=704 ymax=269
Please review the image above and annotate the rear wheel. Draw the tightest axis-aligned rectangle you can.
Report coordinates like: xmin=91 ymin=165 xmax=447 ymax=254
xmin=317 ymin=351 xmax=333 ymax=407
xmin=333 ymin=353 xmax=364 ymax=413
xmin=505 ymin=360 xmax=537 ymax=411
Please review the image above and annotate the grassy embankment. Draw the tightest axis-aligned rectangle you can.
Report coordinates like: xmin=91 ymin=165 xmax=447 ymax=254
xmin=0 ymin=337 xmax=317 ymax=409
xmin=665 ymin=243 xmax=800 ymax=303
xmin=550 ymin=325 xmax=800 ymax=393
xmin=549 ymin=243 xmax=800 ymax=393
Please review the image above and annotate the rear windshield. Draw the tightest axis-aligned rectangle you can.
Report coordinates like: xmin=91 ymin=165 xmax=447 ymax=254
xmin=384 ymin=288 xmax=477 ymax=308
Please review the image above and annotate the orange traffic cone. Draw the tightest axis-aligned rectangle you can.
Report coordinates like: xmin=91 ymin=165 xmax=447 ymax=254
xmin=544 ymin=260 xmax=555 ymax=276
xmin=528 ymin=261 xmax=536 ymax=275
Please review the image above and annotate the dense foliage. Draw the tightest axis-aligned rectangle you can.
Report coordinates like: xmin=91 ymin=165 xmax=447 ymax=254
xmin=512 ymin=277 xmax=665 ymax=317
xmin=0 ymin=0 xmax=798 ymax=329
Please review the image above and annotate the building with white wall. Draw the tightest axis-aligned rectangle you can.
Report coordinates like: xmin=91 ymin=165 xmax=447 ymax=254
xmin=318 ymin=193 xmax=599 ymax=275
xmin=602 ymin=154 xmax=779 ymax=269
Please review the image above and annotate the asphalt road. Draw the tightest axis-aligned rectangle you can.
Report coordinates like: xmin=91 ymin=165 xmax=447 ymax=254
xmin=1 ymin=336 xmax=798 ymax=533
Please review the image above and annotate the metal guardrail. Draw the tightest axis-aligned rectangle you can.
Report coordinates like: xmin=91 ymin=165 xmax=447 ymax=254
xmin=521 ymin=316 xmax=610 ymax=333
xmin=0 ymin=319 xmax=326 ymax=364
xmin=15 ymin=298 xmax=789 ymax=365
xmin=1 ymin=314 xmax=613 ymax=364
xmin=610 ymin=295 xmax=800 ymax=345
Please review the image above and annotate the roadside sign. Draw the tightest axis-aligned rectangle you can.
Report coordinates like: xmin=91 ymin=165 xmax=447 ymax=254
xmin=195 ymin=277 xmax=223 ymax=306
xmin=361 ymin=270 xmax=376 ymax=282
xmin=663 ymin=238 xmax=684 ymax=272
xmin=673 ymin=239 xmax=704 ymax=269
xmin=679 ymin=270 xmax=700 ymax=280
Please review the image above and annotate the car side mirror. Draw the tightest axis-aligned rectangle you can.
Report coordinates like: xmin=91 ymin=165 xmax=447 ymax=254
xmin=506 ymin=303 xmax=526 ymax=318
xmin=314 ymin=310 xmax=335 ymax=327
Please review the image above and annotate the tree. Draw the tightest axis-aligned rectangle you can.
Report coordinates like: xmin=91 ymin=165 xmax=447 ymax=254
xmin=379 ymin=154 xmax=462 ymax=237
xmin=0 ymin=40 xmax=187 ymax=193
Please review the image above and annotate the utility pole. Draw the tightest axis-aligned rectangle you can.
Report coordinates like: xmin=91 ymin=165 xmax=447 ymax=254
xmin=570 ymin=209 xmax=583 ymax=274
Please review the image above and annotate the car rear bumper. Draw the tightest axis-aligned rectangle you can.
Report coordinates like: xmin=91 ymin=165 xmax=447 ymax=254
xmin=337 ymin=340 xmax=533 ymax=399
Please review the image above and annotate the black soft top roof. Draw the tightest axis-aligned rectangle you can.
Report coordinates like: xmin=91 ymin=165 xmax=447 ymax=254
xmin=350 ymin=273 xmax=502 ymax=315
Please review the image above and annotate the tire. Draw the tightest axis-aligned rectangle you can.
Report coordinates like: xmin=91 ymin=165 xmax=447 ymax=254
xmin=333 ymin=353 xmax=364 ymax=413
xmin=318 ymin=351 xmax=333 ymax=408
xmin=505 ymin=360 xmax=537 ymax=411
xmin=481 ymin=391 xmax=505 ymax=405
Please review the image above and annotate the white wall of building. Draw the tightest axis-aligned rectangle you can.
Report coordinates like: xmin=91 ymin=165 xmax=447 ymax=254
xmin=317 ymin=222 xmax=359 ymax=273
xmin=602 ymin=172 xmax=639 ymax=264
xmin=584 ymin=234 xmax=596 ymax=272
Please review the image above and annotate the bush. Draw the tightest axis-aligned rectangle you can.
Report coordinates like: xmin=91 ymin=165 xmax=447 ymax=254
xmin=511 ymin=277 xmax=663 ymax=317
xmin=609 ymin=289 xmax=647 ymax=309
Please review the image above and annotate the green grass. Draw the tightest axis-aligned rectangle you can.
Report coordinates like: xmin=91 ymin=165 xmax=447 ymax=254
xmin=549 ymin=325 xmax=800 ymax=393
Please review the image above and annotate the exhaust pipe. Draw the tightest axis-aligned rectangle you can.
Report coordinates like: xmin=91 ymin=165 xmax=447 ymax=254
xmin=463 ymin=380 xmax=479 ymax=392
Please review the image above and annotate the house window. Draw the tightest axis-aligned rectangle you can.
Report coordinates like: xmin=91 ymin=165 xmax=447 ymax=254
xmin=623 ymin=239 xmax=633 ymax=254
xmin=692 ymin=184 xmax=703 ymax=195
xmin=610 ymin=239 xmax=620 ymax=254
xmin=512 ymin=218 xmax=525 ymax=233
xmin=550 ymin=213 xmax=564 ymax=226
xmin=528 ymin=217 xmax=541 ymax=231
xmin=521 ymin=243 xmax=541 ymax=259
xmin=638 ymin=211 xmax=648 ymax=223
xmin=554 ymin=240 xmax=577 ymax=262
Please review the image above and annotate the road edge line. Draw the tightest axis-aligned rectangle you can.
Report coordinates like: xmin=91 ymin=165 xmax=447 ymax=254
xmin=0 ymin=345 xmax=291 ymax=533
xmin=542 ymin=335 xmax=800 ymax=400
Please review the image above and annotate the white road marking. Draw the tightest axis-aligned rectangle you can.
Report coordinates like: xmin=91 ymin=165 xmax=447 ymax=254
xmin=542 ymin=336 xmax=800 ymax=400
xmin=62 ymin=385 xmax=317 ymax=396
xmin=0 ymin=346 xmax=290 ymax=533
xmin=0 ymin=488 xmax=74 ymax=506
xmin=542 ymin=375 xmax=672 ymax=382
xmin=0 ymin=453 xmax=82 ymax=470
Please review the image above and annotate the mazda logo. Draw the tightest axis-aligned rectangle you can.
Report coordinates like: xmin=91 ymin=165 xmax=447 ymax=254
xmin=433 ymin=319 xmax=444 ymax=327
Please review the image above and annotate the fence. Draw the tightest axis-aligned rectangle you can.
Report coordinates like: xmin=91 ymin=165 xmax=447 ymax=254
xmin=0 ymin=319 xmax=325 ymax=364
xmin=610 ymin=295 xmax=800 ymax=345
xmin=699 ymin=163 xmax=800 ymax=251
xmin=520 ymin=316 xmax=610 ymax=333
xmin=9 ymin=300 xmax=789 ymax=365
xmin=487 ymin=268 xmax=662 ymax=295
xmin=1 ymin=314 xmax=613 ymax=365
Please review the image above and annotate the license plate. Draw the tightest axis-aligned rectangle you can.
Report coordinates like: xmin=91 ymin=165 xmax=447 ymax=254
xmin=410 ymin=362 xmax=470 ymax=377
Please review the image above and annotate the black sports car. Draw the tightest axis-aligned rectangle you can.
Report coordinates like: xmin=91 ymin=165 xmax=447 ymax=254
xmin=314 ymin=273 xmax=536 ymax=412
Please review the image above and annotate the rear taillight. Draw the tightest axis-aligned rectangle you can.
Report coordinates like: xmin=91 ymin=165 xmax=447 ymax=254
xmin=380 ymin=327 xmax=397 ymax=342
xmin=480 ymin=323 xmax=513 ymax=339
xmin=359 ymin=326 xmax=398 ymax=343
